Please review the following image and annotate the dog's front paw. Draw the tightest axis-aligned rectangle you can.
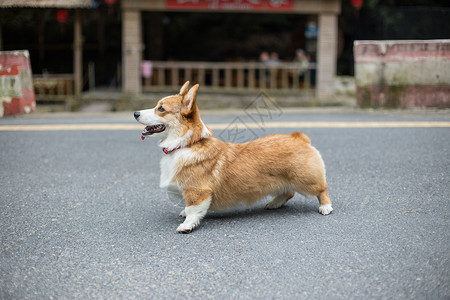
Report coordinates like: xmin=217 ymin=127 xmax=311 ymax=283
xmin=319 ymin=204 xmax=333 ymax=215
xmin=176 ymin=223 xmax=195 ymax=234
xmin=179 ymin=209 xmax=186 ymax=218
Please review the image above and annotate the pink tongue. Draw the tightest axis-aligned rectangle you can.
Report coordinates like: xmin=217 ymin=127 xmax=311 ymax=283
xmin=141 ymin=135 xmax=145 ymax=140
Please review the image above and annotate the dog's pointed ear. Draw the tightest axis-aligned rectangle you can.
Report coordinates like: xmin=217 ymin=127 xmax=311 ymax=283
xmin=181 ymin=84 xmax=199 ymax=116
xmin=179 ymin=81 xmax=190 ymax=96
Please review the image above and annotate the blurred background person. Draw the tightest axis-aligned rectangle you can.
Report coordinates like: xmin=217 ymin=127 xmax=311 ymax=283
xmin=292 ymin=49 xmax=310 ymax=89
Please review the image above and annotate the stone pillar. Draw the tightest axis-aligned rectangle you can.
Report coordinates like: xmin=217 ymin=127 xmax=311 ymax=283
xmin=74 ymin=8 xmax=83 ymax=97
xmin=316 ymin=13 xmax=338 ymax=98
xmin=122 ymin=9 xmax=142 ymax=94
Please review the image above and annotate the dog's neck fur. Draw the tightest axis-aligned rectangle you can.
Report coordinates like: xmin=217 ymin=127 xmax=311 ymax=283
xmin=158 ymin=103 xmax=212 ymax=152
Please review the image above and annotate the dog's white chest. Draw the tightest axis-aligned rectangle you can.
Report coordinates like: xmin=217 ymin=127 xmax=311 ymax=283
xmin=159 ymin=148 xmax=195 ymax=192
xmin=160 ymin=155 xmax=179 ymax=191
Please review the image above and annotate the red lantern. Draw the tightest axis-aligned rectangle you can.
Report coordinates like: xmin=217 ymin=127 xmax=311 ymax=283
xmin=351 ymin=0 xmax=363 ymax=18
xmin=104 ymin=0 xmax=116 ymax=16
xmin=56 ymin=9 xmax=68 ymax=33
xmin=56 ymin=9 xmax=68 ymax=23
xmin=351 ymin=0 xmax=363 ymax=9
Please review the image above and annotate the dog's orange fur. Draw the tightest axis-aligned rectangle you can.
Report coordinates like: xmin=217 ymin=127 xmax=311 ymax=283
xmin=136 ymin=82 xmax=332 ymax=232
xmin=175 ymin=133 xmax=331 ymax=210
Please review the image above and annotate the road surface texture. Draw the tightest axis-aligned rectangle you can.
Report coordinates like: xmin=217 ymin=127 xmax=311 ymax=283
xmin=1 ymin=108 xmax=449 ymax=299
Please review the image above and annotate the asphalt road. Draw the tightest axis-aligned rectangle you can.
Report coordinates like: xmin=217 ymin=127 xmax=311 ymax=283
xmin=1 ymin=108 xmax=449 ymax=299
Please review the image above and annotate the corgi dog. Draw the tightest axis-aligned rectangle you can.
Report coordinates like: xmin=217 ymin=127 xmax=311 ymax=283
xmin=134 ymin=81 xmax=332 ymax=233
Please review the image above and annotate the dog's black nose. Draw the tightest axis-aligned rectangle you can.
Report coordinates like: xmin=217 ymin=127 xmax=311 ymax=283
xmin=134 ymin=111 xmax=140 ymax=120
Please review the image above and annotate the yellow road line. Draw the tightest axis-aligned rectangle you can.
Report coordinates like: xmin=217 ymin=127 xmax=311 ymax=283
xmin=0 ymin=121 xmax=449 ymax=132
xmin=0 ymin=124 xmax=141 ymax=131
xmin=209 ymin=121 xmax=450 ymax=129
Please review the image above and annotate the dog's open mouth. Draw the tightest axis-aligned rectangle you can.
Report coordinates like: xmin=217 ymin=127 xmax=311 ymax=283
xmin=142 ymin=124 xmax=166 ymax=136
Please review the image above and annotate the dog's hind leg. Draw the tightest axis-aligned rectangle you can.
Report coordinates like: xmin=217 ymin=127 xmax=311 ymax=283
xmin=317 ymin=189 xmax=333 ymax=215
xmin=264 ymin=191 xmax=295 ymax=210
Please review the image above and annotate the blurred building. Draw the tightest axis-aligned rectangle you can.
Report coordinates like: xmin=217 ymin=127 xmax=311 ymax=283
xmin=0 ymin=0 xmax=340 ymax=100
xmin=0 ymin=0 xmax=92 ymax=97
xmin=122 ymin=0 xmax=340 ymax=98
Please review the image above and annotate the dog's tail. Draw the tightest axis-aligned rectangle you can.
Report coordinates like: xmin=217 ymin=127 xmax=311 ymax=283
xmin=291 ymin=132 xmax=311 ymax=144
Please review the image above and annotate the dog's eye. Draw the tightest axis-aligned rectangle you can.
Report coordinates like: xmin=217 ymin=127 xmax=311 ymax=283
xmin=158 ymin=106 xmax=165 ymax=113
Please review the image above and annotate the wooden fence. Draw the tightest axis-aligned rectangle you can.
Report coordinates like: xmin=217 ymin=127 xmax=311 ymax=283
xmin=33 ymin=74 xmax=75 ymax=110
xmin=143 ymin=61 xmax=315 ymax=94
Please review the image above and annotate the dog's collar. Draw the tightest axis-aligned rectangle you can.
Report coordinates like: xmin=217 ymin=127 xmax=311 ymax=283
xmin=163 ymin=137 xmax=205 ymax=155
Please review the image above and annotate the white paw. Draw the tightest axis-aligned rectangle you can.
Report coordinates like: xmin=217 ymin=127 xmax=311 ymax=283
xmin=319 ymin=204 xmax=333 ymax=215
xmin=176 ymin=198 xmax=211 ymax=233
xmin=264 ymin=201 xmax=283 ymax=210
xmin=176 ymin=222 xmax=195 ymax=234
xmin=179 ymin=209 xmax=186 ymax=218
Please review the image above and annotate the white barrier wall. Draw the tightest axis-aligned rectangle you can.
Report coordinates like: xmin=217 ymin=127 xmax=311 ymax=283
xmin=354 ymin=40 xmax=450 ymax=108
xmin=0 ymin=50 xmax=36 ymax=117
